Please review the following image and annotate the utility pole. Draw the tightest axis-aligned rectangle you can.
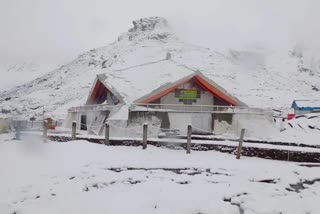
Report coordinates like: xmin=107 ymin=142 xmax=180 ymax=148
xmin=43 ymin=106 xmax=45 ymax=121
xmin=42 ymin=106 xmax=45 ymax=130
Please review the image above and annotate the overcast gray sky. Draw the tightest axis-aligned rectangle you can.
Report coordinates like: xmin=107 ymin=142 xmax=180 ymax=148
xmin=1 ymin=0 xmax=319 ymax=65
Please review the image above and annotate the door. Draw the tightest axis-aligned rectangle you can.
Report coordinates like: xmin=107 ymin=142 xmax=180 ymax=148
xmin=80 ymin=115 xmax=87 ymax=130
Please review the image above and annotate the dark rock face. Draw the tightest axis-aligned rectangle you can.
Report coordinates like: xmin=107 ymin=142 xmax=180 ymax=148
xmin=129 ymin=17 xmax=169 ymax=32
xmin=298 ymin=65 xmax=315 ymax=76
xmin=118 ymin=17 xmax=173 ymax=42
xmin=312 ymin=85 xmax=319 ymax=91
xmin=1 ymin=109 xmax=11 ymax=114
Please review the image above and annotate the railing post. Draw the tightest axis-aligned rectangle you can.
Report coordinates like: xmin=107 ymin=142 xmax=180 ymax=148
xmin=72 ymin=121 xmax=77 ymax=141
xmin=236 ymin=128 xmax=245 ymax=159
xmin=43 ymin=121 xmax=48 ymax=140
xmin=186 ymin=124 xmax=192 ymax=154
xmin=142 ymin=123 xmax=148 ymax=149
xmin=105 ymin=122 xmax=110 ymax=145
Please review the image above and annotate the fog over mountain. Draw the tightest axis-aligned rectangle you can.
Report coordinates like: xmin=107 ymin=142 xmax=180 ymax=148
xmin=1 ymin=0 xmax=319 ymax=66
xmin=1 ymin=1 xmax=320 ymax=119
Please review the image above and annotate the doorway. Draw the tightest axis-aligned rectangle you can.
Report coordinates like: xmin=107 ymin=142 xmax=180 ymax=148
xmin=80 ymin=115 xmax=87 ymax=130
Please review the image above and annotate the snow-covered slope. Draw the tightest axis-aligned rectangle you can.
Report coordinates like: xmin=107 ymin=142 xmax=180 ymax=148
xmin=0 ymin=62 xmax=54 ymax=92
xmin=0 ymin=17 xmax=319 ymax=119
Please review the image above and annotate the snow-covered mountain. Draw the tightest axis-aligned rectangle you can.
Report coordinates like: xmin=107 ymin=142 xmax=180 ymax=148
xmin=0 ymin=62 xmax=55 ymax=92
xmin=0 ymin=17 xmax=319 ymax=119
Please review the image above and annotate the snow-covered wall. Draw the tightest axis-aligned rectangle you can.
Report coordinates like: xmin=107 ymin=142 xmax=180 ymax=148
xmin=231 ymin=114 xmax=276 ymax=138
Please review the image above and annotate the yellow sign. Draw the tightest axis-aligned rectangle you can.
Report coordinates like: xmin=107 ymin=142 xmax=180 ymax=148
xmin=178 ymin=90 xmax=198 ymax=100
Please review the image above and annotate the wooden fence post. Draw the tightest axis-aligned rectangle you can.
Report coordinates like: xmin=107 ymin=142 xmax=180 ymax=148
xmin=142 ymin=123 xmax=148 ymax=149
xmin=43 ymin=121 xmax=47 ymax=140
xmin=236 ymin=128 xmax=245 ymax=159
xmin=72 ymin=121 xmax=77 ymax=140
xmin=186 ymin=124 xmax=192 ymax=154
xmin=105 ymin=123 xmax=110 ymax=145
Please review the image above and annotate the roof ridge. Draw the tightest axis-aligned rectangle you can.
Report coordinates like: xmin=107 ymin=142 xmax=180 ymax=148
xmin=111 ymin=59 xmax=167 ymax=72
xmin=169 ymin=60 xmax=198 ymax=73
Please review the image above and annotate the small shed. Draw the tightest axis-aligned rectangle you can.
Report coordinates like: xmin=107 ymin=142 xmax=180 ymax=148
xmin=45 ymin=116 xmax=57 ymax=129
xmin=291 ymin=100 xmax=320 ymax=115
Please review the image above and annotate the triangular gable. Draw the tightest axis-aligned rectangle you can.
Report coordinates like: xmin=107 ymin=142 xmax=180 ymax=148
xmin=86 ymin=75 xmax=124 ymax=105
xmin=193 ymin=71 xmax=246 ymax=106
xmin=135 ymin=73 xmax=195 ymax=104
xmin=134 ymin=72 xmax=245 ymax=106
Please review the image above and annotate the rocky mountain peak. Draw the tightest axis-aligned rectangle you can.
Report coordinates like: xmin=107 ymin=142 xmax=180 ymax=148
xmin=129 ymin=17 xmax=169 ymax=32
xmin=118 ymin=17 xmax=174 ymax=42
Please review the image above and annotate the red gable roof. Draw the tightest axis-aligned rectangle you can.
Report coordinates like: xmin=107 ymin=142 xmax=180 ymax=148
xmin=141 ymin=75 xmax=240 ymax=106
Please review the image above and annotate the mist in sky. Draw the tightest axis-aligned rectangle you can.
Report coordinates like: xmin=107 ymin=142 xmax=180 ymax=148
xmin=0 ymin=0 xmax=319 ymax=65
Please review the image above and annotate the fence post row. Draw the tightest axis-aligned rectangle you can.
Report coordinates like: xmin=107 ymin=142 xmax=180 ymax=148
xmin=236 ymin=128 xmax=246 ymax=159
xmin=186 ymin=124 xmax=192 ymax=154
xmin=105 ymin=122 xmax=110 ymax=145
xmin=142 ymin=123 xmax=148 ymax=149
xmin=72 ymin=121 xmax=77 ymax=141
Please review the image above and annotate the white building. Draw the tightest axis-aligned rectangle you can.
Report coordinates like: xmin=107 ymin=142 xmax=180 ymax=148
xmin=65 ymin=59 xmax=272 ymax=137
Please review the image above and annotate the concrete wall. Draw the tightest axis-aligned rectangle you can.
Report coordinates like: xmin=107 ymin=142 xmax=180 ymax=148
xmin=66 ymin=110 xmax=274 ymax=138
xmin=128 ymin=111 xmax=236 ymax=135
xmin=231 ymin=113 xmax=275 ymax=137
xmin=129 ymin=111 xmax=213 ymax=135
xmin=128 ymin=111 xmax=168 ymax=128
xmin=63 ymin=112 xmax=77 ymax=129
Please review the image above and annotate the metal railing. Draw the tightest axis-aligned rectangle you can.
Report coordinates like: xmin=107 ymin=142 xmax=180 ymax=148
xmin=68 ymin=103 xmax=272 ymax=115
xmin=130 ymin=103 xmax=273 ymax=115
xmin=68 ymin=103 xmax=116 ymax=113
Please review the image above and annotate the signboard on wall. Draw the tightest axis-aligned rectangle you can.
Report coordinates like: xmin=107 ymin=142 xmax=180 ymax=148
xmin=178 ymin=90 xmax=198 ymax=100
xmin=175 ymin=89 xmax=200 ymax=104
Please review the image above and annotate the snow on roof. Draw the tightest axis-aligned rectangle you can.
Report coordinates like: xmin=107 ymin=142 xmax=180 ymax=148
xmin=97 ymin=59 xmax=246 ymax=106
xmin=99 ymin=60 xmax=194 ymax=104
xmin=293 ymin=100 xmax=320 ymax=108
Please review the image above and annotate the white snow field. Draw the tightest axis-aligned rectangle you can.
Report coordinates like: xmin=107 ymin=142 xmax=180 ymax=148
xmin=1 ymin=134 xmax=320 ymax=214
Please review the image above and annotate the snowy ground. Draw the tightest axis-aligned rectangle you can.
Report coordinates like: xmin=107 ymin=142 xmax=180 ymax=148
xmin=1 ymin=133 xmax=320 ymax=214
